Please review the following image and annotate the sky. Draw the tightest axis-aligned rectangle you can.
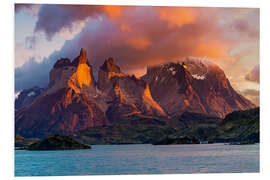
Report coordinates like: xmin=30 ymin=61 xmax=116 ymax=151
xmin=14 ymin=4 xmax=260 ymax=105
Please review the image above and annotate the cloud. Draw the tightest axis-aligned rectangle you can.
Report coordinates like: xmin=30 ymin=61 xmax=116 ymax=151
xmin=236 ymin=21 xmax=257 ymax=37
xmin=70 ymin=6 xmax=237 ymax=70
xmin=15 ymin=51 xmax=63 ymax=90
xmin=15 ymin=4 xmax=41 ymax=16
xmin=34 ymin=5 xmax=126 ymax=40
xmin=15 ymin=5 xmax=259 ymax=91
xmin=158 ymin=7 xmax=195 ymax=28
xmin=241 ymin=89 xmax=260 ymax=106
xmin=25 ymin=35 xmax=38 ymax=49
xmin=245 ymin=64 xmax=259 ymax=83
xmin=242 ymin=89 xmax=259 ymax=96
xmin=217 ymin=8 xmax=259 ymax=40
xmin=15 ymin=43 xmax=33 ymax=67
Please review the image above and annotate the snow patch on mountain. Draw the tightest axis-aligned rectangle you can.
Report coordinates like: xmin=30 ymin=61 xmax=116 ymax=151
xmin=15 ymin=91 xmax=21 ymax=99
xmin=27 ymin=91 xmax=36 ymax=97
xmin=192 ymin=74 xmax=206 ymax=80
xmin=177 ymin=56 xmax=220 ymax=79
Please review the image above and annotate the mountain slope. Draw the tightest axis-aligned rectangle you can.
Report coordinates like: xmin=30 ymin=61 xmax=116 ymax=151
xmin=153 ymin=107 xmax=259 ymax=144
xmin=15 ymin=86 xmax=44 ymax=110
xmin=71 ymin=108 xmax=259 ymax=145
xmin=15 ymin=49 xmax=109 ymax=138
xmin=71 ymin=114 xmax=184 ymax=145
xmin=213 ymin=107 xmax=259 ymax=142
xmin=141 ymin=57 xmax=256 ymax=118
xmin=97 ymin=58 xmax=167 ymax=119
xmin=15 ymin=49 xmax=167 ymax=138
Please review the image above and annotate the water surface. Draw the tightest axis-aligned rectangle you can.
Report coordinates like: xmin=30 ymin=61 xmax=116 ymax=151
xmin=15 ymin=143 xmax=259 ymax=176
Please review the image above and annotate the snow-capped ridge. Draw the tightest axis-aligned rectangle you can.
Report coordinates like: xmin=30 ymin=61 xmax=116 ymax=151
xmin=179 ymin=56 xmax=218 ymax=68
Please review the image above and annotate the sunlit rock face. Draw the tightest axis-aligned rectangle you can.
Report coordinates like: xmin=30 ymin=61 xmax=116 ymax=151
xmin=104 ymin=75 xmax=167 ymax=122
xmin=15 ymin=49 xmax=109 ymax=138
xmin=105 ymin=80 xmax=141 ymax=123
xmin=94 ymin=56 xmax=167 ymax=120
xmin=48 ymin=48 xmax=96 ymax=95
xmin=15 ymin=49 xmax=166 ymax=138
xmin=15 ymin=49 xmax=256 ymax=138
xmin=142 ymin=57 xmax=256 ymax=118
xmin=97 ymin=57 xmax=124 ymax=91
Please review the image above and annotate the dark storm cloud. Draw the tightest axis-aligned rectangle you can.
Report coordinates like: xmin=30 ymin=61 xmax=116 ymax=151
xmin=34 ymin=5 xmax=124 ymax=40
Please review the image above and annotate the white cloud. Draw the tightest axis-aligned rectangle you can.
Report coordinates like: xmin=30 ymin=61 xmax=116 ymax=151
xmin=15 ymin=43 xmax=33 ymax=67
xmin=57 ymin=20 xmax=87 ymax=40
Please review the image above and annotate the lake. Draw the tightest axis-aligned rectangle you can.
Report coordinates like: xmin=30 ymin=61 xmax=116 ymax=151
xmin=15 ymin=143 xmax=259 ymax=176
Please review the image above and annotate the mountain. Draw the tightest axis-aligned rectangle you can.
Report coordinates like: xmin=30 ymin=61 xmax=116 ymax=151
xmin=70 ymin=112 xmax=218 ymax=145
xmin=97 ymin=57 xmax=166 ymax=119
xmin=15 ymin=86 xmax=44 ymax=110
xmin=71 ymin=114 xmax=183 ymax=145
xmin=15 ymin=49 xmax=109 ymax=138
xmin=141 ymin=57 xmax=256 ymax=118
xmin=15 ymin=49 xmax=257 ymax=139
xmin=105 ymin=80 xmax=141 ymax=123
xmin=15 ymin=49 xmax=166 ymax=138
xmin=213 ymin=107 xmax=259 ymax=143
xmin=71 ymin=108 xmax=259 ymax=145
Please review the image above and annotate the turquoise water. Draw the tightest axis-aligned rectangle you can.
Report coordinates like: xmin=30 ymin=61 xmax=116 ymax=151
xmin=15 ymin=143 xmax=259 ymax=176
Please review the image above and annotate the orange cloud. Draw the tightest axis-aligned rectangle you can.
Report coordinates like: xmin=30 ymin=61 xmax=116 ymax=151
xmin=194 ymin=43 xmax=235 ymax=62
xmin=103 ymin=5 xmax=123 ymax=19
xmin=125 ymin=67 xmax=147 ymax=77
xmin=126 ymin=37 xmax=151 ymax=50
xmin=158 ymin=7 xmax=195 ymax=28
xmin=120 ymin=24 xmax=133 ymax=33
xmin=23 ymin=5 xmax=258 ymax=92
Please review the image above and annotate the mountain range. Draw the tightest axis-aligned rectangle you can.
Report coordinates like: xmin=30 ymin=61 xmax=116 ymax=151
xmin=15 ymin=49 xmax=256 ymax=139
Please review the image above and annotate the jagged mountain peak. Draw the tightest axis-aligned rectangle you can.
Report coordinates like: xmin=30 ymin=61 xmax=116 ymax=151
xmin=78 ymin=48 xmax=88 ymax=64
xmin=48 ymin=49 xmax=95 ymax=94
xmin=53 ymin=58 xmax=72 ymax=69
xmin=71 ymin=48 xmax=89 ymax=66
xmin=16 ymin=49 xmax=108 ymax=138
xmin=98 ymin=57 xmax=124 ymax=89
xmin=100 ymin=57 xmax=121 ymax=73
